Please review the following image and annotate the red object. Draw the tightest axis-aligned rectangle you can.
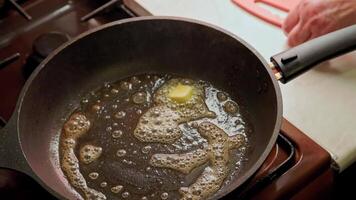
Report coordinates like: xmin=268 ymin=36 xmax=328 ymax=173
xmin=232 ymin=0 xmax=301 ymax=27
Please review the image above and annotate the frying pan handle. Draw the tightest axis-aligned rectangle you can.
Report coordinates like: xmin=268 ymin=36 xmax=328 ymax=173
xmin=0 ymin=116 xmax=34 ymax=177
xmin=271 ymin=25 xmax=356 ymax=83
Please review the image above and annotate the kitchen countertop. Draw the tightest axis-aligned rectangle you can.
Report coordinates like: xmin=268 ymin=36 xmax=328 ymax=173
xmin=123 ymin=0 xmax=356 ymax=172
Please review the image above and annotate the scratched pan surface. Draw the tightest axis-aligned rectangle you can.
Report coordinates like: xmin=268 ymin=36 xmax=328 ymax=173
xmin=0 ymin=17 xmax=281 ymax=199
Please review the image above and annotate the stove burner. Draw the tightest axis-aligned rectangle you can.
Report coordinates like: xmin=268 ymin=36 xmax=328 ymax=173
xmin=23 ymin=32 xmax=69 ymax=78
xmin=81 ymin=0 xmax=119 ymax=22
xmin=0 ymin=0 xmax=32 ymax=20
xmin=0 ymin=53 xmax=20 ymax=70
xmin=33 ymin=32 xmax=69 ymax=58
xmin=236 ymin=134 xmax=296 ymax=199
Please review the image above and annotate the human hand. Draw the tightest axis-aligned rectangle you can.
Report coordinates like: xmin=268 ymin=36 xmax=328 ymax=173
xmin=283 ymin=0 xmax=356 ymax=46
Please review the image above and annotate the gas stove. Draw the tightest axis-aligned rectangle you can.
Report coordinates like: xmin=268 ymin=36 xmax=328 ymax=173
xmin=0 ymin=0 xmax=333 ymax=199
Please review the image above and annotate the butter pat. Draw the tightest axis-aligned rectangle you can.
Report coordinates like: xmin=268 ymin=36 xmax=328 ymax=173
xmin=168 ymin=84 xmax=193 ymax=103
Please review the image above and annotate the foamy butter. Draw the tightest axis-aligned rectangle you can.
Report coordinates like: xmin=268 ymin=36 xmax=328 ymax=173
xmin=60 ymin=113 xmax=106 ymax=200
xmin=132 ymin=91 xmax=147 ymax=104
xmin=150 ymin=122 xmax=245 ymax=200
xmin=111 ymin=185 xmax=123 ymax=193
xmin=79 ymin=144 xmax=102 ymax=164
xmin=134 ymin=105 xmax=182 ymax=143
xmin=223 ymin=101 xmax=239 ymax=115
xmin=179 ymin=165 xmax=228 ymax=200
xmin=182 ymin=122 xmax=245 ymax=200
xmin=217 ymin=92 xmax=228 ymax=102
xmin=63 ymin=113 xmax=90 ymax=139
xmin=154 ymin=79 xmax=216 ymax=121
xmin=134 ymin=79 xmax=216 ymax=143
xmin=116 ymin=149 xmax=127 ymax=157
xmin=150 ymin=149 xmax=208 ymax=174
xmin=141 ymin=145 xmax=152 ymax=154
xmin=88 ymin=172 xmax=99 ymax=180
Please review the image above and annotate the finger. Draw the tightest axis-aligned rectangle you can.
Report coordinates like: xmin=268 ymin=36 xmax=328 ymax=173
xmin=282 ymin=3 xmax=301 ymax=34
xmin=306 ymin=16 xmax=330 ymax=40
xmin=287 ymin=21 xmax=312 ymax=46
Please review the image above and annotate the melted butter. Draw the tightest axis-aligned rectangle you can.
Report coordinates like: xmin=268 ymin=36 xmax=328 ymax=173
xmin=59 ymin=74 xmax=249 ymax=200
xmin=154 ymin=78 xmax=216 ymax=121
xmin=60 ymin=113 xmax=106 ymax=200
xmin=63 ymin=113 xmax=91 ymax=139
xmin=134 ymin=105 xmax=182 ymax=143
xmin=134 ymin=78 xmax=216 ymax=144
xmin=150 ymin=148 xmax=208 ymax=174
xmin=151 ymin=122 xmax=245 ymax=200
xmin=79 ymin=144 xmax=102 ymax=164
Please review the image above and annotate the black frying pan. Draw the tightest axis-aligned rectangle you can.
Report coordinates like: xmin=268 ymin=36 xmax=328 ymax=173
xmin=0 ymin=17 xmax=355 ymax=200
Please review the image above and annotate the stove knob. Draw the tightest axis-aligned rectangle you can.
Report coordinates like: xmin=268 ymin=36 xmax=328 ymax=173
xmin=23 ymin=32 xmax=70 ymax=78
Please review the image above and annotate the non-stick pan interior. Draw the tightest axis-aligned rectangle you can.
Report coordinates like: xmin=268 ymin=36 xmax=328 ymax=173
xmin=17 ymin=17 xmax=281 ymax=199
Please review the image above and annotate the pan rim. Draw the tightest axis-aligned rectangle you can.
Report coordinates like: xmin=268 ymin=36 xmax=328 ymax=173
xmin=15 ymin=16 xmax=283 ymax=199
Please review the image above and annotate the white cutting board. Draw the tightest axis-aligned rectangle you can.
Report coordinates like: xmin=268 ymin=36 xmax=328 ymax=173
xmin=124 ymin=0 xmax=356 ymax=172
